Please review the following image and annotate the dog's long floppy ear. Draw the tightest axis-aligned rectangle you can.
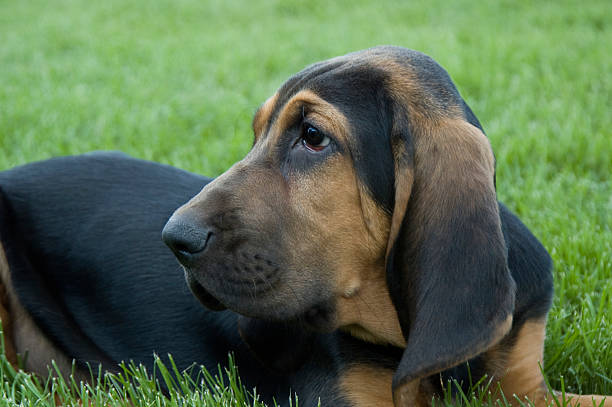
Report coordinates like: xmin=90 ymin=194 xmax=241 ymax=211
xmin=385 ymin=110 xmax=516 ymax=404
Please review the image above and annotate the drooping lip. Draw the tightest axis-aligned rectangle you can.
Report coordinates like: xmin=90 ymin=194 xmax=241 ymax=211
xmin=184 ymin=264 xmax=337 ymax=330
xmin=184 ymin=269 xmax=227 ymax=311
xmin=183 ymin=263 xmax=289 ymax=317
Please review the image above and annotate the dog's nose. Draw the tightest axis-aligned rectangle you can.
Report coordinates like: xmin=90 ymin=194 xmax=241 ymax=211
xmin=162 ymin=216 xmax=213 ymax=265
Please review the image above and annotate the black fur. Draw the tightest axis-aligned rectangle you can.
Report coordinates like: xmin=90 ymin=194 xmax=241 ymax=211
xmin=0 ymin=152 xmax=553 ymax=405
xmin=265 ymin=54 xmax=397 ymax=212
xmin=1 ymin=46 xmax=556 ymax=406
xmin=258 ymin=47 xmax=533 ymax=395
xmin=438 ymin=203 xmax=553 ymax=395
xmin=0 ymin=154 xmax=295 ymax=405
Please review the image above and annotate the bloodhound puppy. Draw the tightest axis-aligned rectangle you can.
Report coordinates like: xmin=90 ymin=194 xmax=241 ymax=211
xmin=0 ymin=47 xmax=609 ymax=407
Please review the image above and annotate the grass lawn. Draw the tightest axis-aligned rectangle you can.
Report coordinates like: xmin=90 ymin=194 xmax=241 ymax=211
xmin=0 ymin=0 xmax=610 ymax=405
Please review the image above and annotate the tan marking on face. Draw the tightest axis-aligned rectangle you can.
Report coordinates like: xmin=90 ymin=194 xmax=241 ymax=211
xmin=266 ymin=95 xmax=399 ymax=341
xmin=252 ymin=92 xmax=279 ymax=142
xmin=268 ymin=89 xmax=350 ymax=146
xmin=251 ymin=89 xmax=404 ymax=345
xmin=0 ymin=243 xmax=90 ymax=381
xmin=357 ymin=183 xmax=393 ymax=250
xmin=285 ymin=154 xmax=388 ymax=293
xmin=176 ymin=94 xmax=396 ymax=324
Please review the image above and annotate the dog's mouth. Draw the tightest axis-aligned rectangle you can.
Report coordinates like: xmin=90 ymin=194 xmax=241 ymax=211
xmin=184 ymin=269 xmax=227 ymax=311
xmin=184 ymin=267 xmax=337 ymax=332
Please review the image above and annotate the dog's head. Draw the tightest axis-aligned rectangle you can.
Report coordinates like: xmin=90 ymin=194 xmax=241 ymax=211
xmin=163 ymin=46 xmax=515 ymax=399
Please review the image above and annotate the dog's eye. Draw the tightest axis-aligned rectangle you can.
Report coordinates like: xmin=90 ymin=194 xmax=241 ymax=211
xmin=301 ymin=124 xmax=331 ymax=152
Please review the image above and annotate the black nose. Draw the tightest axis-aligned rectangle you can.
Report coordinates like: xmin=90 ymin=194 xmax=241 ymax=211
xmin=162 ymin=216 xmax=213 ymax=265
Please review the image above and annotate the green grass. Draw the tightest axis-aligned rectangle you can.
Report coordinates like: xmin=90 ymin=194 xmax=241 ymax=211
xmin=0 ymin=331 xmax=280 ymax=407
xmin=0 ymin=0 xmax=610 ymax=405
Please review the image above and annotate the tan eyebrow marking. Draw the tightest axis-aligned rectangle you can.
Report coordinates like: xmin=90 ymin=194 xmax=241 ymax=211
xmin=252 ymin=92 xmax=279 ymax=143
xmin=270 ymin=89 xmax=350 ymax=146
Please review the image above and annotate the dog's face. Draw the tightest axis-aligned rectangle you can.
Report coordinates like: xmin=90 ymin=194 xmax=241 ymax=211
xmin=163 ymin=46 xmax=516 ymax=398
xmin=165 ymin=59 xmax=397 ymax=341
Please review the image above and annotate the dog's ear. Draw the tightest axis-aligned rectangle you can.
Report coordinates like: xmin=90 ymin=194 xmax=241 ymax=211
xmin=385 ymin=111 xmax=516 ymax=404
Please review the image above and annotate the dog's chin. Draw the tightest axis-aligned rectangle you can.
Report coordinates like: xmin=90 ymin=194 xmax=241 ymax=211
xmin=184 ymin=268 xmax=338 ymax=333
xmin=292 ymin=300 xmax=338 ymax=333
xmin=185 ymin=270 xmax=227 ymax=311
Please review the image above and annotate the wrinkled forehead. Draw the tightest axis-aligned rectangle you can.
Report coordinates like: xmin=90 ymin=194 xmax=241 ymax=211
xmin=268 ymin=47 xmax=466 ymax=125
xmin=271 ymin=60 xmax=389 ymax=124
xmin=251 ymin=47 xmax=479 ymax=211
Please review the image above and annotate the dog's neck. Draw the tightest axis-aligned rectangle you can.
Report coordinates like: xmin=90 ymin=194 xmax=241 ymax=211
xmin=336 ymin=273 xmax=406 ymax=348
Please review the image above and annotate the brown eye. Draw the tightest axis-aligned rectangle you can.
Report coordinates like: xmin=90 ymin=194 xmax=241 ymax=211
xmin=301 ymin=124 xmax=331 ymax=152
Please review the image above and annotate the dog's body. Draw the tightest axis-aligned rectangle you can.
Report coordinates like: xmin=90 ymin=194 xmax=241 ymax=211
xmin=0 ymin=153 xmax=553 ymax=406
xmin=0 ymin=47 xmax=609 ymax=406
xmin=0 ymin=153 xmax=320 ymax=405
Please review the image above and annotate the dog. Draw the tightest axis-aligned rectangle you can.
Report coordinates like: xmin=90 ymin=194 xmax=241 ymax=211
xmin=1 ymin=47 xmax=609 ymax=406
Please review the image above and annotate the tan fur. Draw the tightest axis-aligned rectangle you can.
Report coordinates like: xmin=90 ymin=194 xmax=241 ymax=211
xmin=181 ymin=88 xmax=403 ymax=342
xmin=379 ymin=65 xmax=515 ymax=404
xmin=0 ymin=244 xmax=17 ymax=368
xmin=393 ymin=380 xmax=422 ymax=407
xmin=173 ymin=50 xmax=611 ymax=406
xmin=488 ymin=320 xmax=612 ymax=407
xmin=336 ymin=273 xmax=405 ymax=347
xmin=384 ymin=139 xmax=413 ymax=261
xmin=492 ymin=321 xmax=548 ymax=403
xmin=382 ymin=58 xmax=464 ymax=122
xmin=551 ymin=391 xmax=612 ymax=407
xmin=340 ymin=365 xmax=395 ymax=407
xmin=267 ymin=90 xmax=351 ymax=146
xmin=265 ymin=90 xmax=404 ymax=345
xmin=383 ymin=63 xmax=497 ymax=257
xmin=341 ymin=365 xmax=439 ymax=407
xmin=0 ymin=243 xmax=89 ymax=381
xmin=252 ymin=92 xmax=279 ymax=142
xmin=276 ymin=102 xmax=401 ymax=342
xmin=411 ymin=118 xmax=497 ymax=214
xmin=286 ymin=155 xmax=389 ymax=311
xmin=384 ymin=59 xmax=497 ymax=263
